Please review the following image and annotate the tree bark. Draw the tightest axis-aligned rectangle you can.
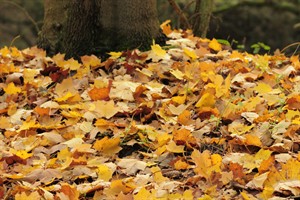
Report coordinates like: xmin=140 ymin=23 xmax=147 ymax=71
xmin=37 ymin=0 xmax=162 ymax=58
xmin=192 ymin=0 xmax=214 ymax=38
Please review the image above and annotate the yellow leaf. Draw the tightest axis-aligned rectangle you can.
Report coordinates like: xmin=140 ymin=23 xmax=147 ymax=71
xmin=61 ymin=110 xmax=82 ymax=118
xmin=243 ymin=96 xmax=262 ymax=112
xmin=286 ymin=109 xmax=300 ymax=121
xmin=244 ymin=134 xmax=262 ymax=146
xmin=93 ymin=100 xmax=120 ymax=119
xmin=191 ymin=150 xmax=222 ymax=179
xmin=64 ymin=58 xmax=81 ymax=70
xmin=209 ymin=38 xmax=222 ymax=51
xmin=254 ymin=83 xmax=272 ymax=94
xmin=15 ymin=191 xmax=41 ymax=200
xmin=134 ymin=187 xmax=151 ymax=200
xmin=174 ymin=159 xmax=189 ymax=170
xmin=108 ymin=51 xmax=122 ymax=59
xmin=198 ymin=194 xmax=213 ymax=200
xmin=172 ymin=94 xmax=186 ymax=104
xmin=93 ymin=136 xmax=122 ymax=155
xmin=228 ymin=121 xmax=254 ymax=135
xmin=0 ymin=46 xmax=10 ymax=57
xmin=195 ymin=93 xmax=215 ymax=108
xmin=104 ymin=180 xmax=132 ymax=196
xmin=23 ymin=69 xmax=38 ymax=84
xmin=4 ymin=82 xmax=22 ymax=94
xmin=10 ymin=149 xmax=32 ymax=159
xmin=183 ymin=48 xmax=198 ymax=60
xmin=170 ymin=69 xmax=185 ymax=80
xmin=81 ymin=54 xmax=101 ymax=67
xmin=151 ymin=41 xmax=166 ymax=56
xmin=0 ymin=116 xmax=11 ymax=129
xmin=55 ymin=91 xmax=75 ymax=102
xmin=240 ymin=191 xmax=251 ymax=200
xmin=182 ymin=190 xmax=194 ymax=200
xmin=19 ymin=120 xmax=38 ymax=132
xmin=151 ymin=166 xmax=168 ymax=183
xmin=157 ymin=132 xmax=172 ymax=147
xmin=166 ymin=140 xmax=185 ymax=153
xmin=97 ymin=164 xmax=113 ymax=181
xmin=95 ymin=118 xmax=115 ymax=127
xmin=57 ymin=147 xmax=72 ymax=160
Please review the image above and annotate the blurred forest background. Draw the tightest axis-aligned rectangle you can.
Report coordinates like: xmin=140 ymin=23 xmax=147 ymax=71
xmin=0 ymin=0 xmax=300 ymax=54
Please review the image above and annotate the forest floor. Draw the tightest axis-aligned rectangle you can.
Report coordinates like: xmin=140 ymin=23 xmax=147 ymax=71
xmin=1 ymin=22 xmax=300 ymax=200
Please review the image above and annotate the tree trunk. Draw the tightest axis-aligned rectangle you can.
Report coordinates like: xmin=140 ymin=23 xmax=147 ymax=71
xmin=37 ymin=0 xmax=162 ymax=58
xmin=192 ymin=0 xmax=214 ymax=38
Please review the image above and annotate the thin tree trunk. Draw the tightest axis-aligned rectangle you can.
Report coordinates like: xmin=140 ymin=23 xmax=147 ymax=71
xmin=192 ymin=0 xmax=214 ymax=38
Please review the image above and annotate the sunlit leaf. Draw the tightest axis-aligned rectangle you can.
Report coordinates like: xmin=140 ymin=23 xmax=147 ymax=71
xmin=15 ymin=191 xmax=40 ymax=200
xmin=4 ymin=82 xmax=22 ymax=94
xmin=208 ymin=38 xmax=222 ymax=51
xmin=93 ymin=137 xmax=122 ymax=155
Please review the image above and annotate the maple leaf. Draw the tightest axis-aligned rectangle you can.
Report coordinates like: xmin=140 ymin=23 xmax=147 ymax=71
xmin=93 ymin=136 xmax=122 ymax=155
xmin=117 ymin=159 xmax=147 ymax=175
xmin=15 ymin=191 xmax=41 ymax=200
xmin=4 ymin=82 xmax=22 ymax=94
xmin=134 ymin=187 xmax=152 ymax=200
xmin=209 ymin=38 xmax=222 ymax=51
xmin=191 ymin=150 xmax=222 ymax=180
xmin=160 ymin=19 xmax=172 ymax=35
xmin=93 ymin=100 xmax=121 ymax=119
xmin=97 ymin=164 xmax=114 ymax=181
xmin=56 ymin=183 xmax=80 ymax=200
xmin=81 ymin=54 xmax=101 ymax=68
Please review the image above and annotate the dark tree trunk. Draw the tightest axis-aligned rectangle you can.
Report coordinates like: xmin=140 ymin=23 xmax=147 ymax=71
xmin=192 ymin=0 xmax=214 ymax=38
xmin=37 ymin=0 xmax=162 ymax=58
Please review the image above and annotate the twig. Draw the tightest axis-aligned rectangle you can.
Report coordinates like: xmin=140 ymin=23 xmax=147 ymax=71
xmin=281 ymin=42 xmax=300 ymax=55
xmin=0 ymin=0 xmax=40 ymax=34
xmin=167 ymin=0 xmax=191 ymax=29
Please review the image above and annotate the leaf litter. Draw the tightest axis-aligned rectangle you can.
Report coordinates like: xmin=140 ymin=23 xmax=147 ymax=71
xmin=1 ymin=21 xmax=300 ymax=199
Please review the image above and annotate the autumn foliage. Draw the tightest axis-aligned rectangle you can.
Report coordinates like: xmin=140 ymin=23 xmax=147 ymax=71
xmin=1 ymin=21 xmax=300 ymax=199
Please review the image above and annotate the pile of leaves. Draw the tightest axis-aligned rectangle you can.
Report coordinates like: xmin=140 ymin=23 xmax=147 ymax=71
xmin=1 ymin=21 xmax=300 ymax=200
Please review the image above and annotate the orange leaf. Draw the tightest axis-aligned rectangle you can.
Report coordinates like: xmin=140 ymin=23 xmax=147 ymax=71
xmin=286 ymin=95 xmax=300 ymax=110
xmin=94 ymin=118 xmax=115 ymax=127
xmin=259 ymin=156 xmax=275 ymax=173
xmin=244 ymin=134 xmax=262 ymax=147
xmin=59 ymin=183 xmax=79 ymax=200
xmin=174 ymin=159 xmax=189 ymax=170
xmin=160 ymin=20 xmax=172 ymax=35
xmin=88 ymin=87 xmax=110 ymax=101
xmin=177 ymin=110 xmax=192 ymax=125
